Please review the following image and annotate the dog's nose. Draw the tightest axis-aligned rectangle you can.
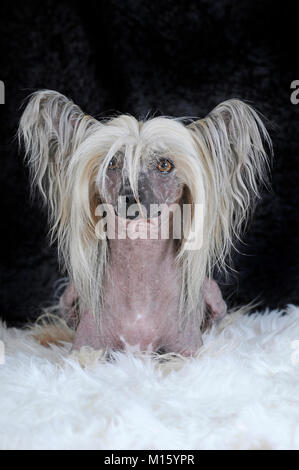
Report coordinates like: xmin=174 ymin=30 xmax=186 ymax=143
xmin=125 ymin=193 xmax=138 ymax=206
xmin=124 ymin=193 xmax=140 ymax=219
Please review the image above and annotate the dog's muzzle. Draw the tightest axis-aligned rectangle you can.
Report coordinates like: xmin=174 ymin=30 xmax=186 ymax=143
xmin=116 ymin=178 xmax=161 ymax=220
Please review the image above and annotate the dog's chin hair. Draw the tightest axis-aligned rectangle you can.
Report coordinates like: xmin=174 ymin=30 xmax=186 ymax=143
xmin=19 ymin=91 xmax=271 ymax=332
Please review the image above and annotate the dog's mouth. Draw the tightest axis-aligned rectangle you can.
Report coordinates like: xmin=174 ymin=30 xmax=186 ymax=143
xmin=115 ymin=208 xmax=161 ymax=220
xmin=115 ymin=195 xmax=161 ymax=220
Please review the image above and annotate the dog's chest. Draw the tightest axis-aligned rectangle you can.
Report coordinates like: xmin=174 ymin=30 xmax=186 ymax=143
xmin=101 ymin=245 xmax=181 ymax=350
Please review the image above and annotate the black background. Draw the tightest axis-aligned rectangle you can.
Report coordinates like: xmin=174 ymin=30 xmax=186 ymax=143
xmin=0 ymin=0 xmax=298 ymax=325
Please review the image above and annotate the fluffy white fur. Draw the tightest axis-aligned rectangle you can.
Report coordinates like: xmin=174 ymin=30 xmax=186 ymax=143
xmin=19 ymin=91 xmax=271 ymax=331
xmin=1 ymin=305 xmax=299 ymax=450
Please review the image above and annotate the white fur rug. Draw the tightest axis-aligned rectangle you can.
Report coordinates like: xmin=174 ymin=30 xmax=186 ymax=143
xmin=1 ymin=305 xmax=299 ymax=450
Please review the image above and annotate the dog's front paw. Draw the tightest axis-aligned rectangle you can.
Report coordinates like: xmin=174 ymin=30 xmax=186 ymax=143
xmin=69 ymin=346 xmax=106 ymax=367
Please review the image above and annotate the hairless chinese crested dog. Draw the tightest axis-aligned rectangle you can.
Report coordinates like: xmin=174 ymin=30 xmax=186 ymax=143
xmin=19 ymin=91 xmax=270 ymax=356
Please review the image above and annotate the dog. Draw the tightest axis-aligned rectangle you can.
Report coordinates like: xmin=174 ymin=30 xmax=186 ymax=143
xmin=19 ymin=90 xmax=271 ymax=356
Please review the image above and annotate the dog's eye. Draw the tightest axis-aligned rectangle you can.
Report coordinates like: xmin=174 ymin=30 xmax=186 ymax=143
xmin=157 ymin=159 xmax=173 ymax=173
xmin=108 ymin=157 xmax=118 ymax=170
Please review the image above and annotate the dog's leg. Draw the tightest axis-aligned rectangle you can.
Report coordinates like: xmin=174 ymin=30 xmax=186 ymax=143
xmin=71 ymin=310 xmax=104 ymax=352
xmin=203 ymin=278 xmax=227 ymax=322
xmin=165 ymin=279 xmax=227 ymax=357
xmin=60 ymin=284 xmax=105 ymax=352
xmin=59 ymin=283 xmax=79 ymax=329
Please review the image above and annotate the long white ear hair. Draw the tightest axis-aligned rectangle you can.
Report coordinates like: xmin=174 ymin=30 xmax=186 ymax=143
xmin=19 ymin=90 xmax=99 ymax=232
xmin=18 ymin=90 xmax=102 ymax=312
xmin=183 ymin=99 xmax=271 ymax=324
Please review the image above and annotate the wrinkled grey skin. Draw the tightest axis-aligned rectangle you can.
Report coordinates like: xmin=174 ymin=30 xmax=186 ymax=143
xmin=61 ymin=153 xmax=227 ymax=355
xmin=104 ymin=152 xmax=183 ymax=218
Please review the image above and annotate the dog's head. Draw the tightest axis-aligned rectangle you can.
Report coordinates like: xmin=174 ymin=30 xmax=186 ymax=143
xmin=19 ymin=90 xmax=271 ymax=319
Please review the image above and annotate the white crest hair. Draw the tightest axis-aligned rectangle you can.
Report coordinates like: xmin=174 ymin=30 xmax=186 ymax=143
xmin=19 ymin=90 xmax=271 ymax=331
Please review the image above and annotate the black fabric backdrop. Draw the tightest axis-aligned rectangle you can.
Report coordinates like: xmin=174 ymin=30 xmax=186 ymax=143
xmin=0 ymin=0 xmax=298 ymax=325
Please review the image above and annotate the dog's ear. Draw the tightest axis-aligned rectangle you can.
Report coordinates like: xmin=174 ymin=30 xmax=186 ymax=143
xmin=19 ymin=90 xmax=98 ymax=231
xmin=188 ymin=99 xmax=272 ymax=266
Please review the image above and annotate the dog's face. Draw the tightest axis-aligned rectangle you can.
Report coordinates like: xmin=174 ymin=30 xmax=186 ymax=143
xmin=101 ymin=150 xmax=184 ymax=220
